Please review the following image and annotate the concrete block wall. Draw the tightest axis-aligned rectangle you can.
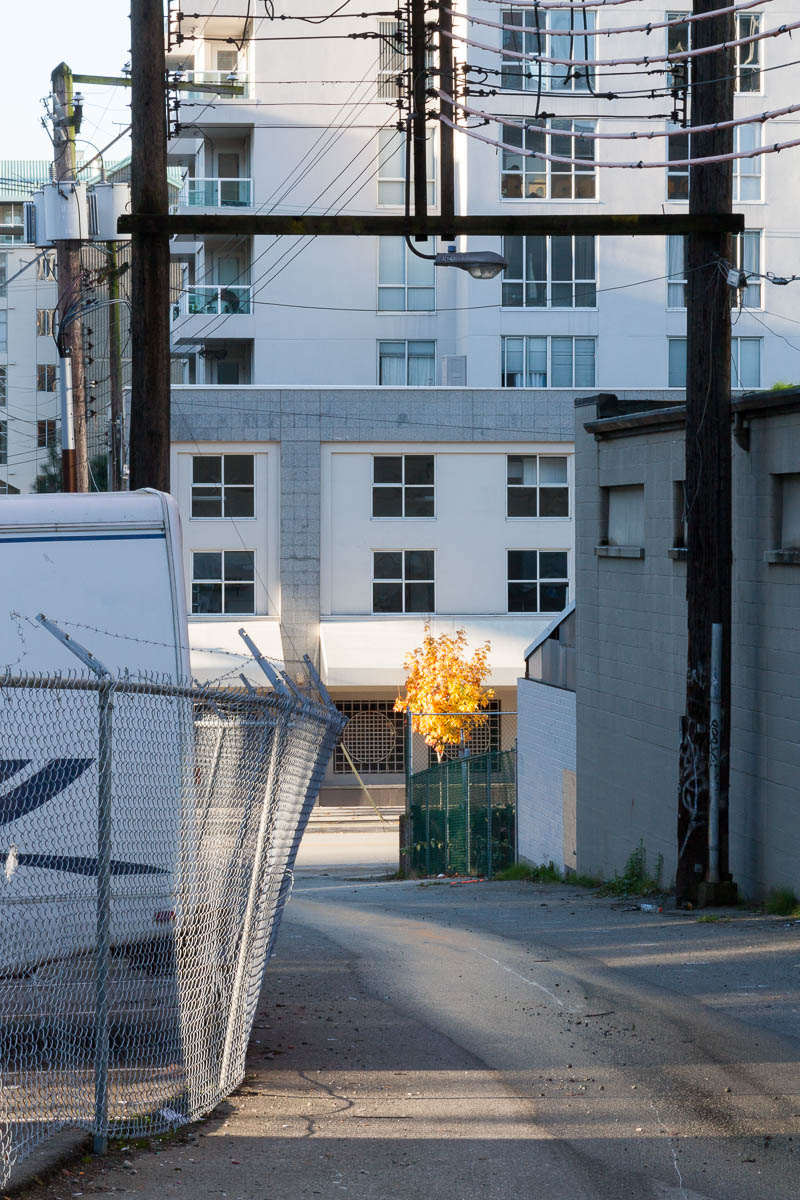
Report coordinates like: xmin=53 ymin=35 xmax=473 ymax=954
xmin=517 ymin=677 xmax=576 ymax=872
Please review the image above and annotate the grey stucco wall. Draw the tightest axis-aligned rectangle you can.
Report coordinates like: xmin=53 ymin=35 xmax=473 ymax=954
xmin=575 ymin=400 xmax=800 ymax=899
xmin=517 ymin=677 xmax=576 ymax=871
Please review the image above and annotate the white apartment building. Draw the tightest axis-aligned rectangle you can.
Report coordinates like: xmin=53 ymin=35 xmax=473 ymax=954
xmin=164 ymin=3 xmax=800 ymax=802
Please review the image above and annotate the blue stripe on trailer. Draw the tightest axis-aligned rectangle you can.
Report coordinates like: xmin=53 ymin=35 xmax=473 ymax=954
xmin=0 ymin=760 xmax=30 ymax=784
xmin=2 ymin=853 xmax=168 ymax=877
xmin=0 ymin=533 xmax=166 ymax=544
xmin=0 ymin=758 xmax=95 ymax=824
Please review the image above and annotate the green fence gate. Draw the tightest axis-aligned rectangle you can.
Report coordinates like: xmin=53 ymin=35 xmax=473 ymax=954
xmin=407 ymin=749 xmax=516 ymax=878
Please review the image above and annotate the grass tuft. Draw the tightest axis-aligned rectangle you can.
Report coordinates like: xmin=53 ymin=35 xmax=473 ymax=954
xmin=597 ymin=841 xmax=662 ymax=897
xmin=494 ymin=861 xmax=563 ymax=883
xmin=765 ymin=887 xmax=800 ymax=916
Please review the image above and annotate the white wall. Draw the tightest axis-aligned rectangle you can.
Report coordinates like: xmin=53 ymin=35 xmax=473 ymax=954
xmin=320 ymin=441 xmax=574 ymax=616
xmin=517 ymin=676 xmax=576 ymax=872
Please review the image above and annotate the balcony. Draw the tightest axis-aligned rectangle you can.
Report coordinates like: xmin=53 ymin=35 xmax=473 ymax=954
xmin=176 ymin=285 xmax=252 ymax=317
xmin=182 ymin=71 xmax=249 ymax=100
xmin=179 ymin=177 xmax=252 ymax=208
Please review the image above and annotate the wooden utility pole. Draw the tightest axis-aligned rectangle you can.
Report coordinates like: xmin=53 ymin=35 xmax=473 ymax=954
xmin=678 ymin=0 xmax=737 ymax=904
xmin=438 ymin=0 xmax=455 ymax=241
xmin=129 ymin=0 xmax=171 ymax=492
xmin=52 ymin=62 xmax=88 ymax=492
xmin=410 ymin=0 xmax=428 ymax=236
xmin=107 ymin=241 xmax=125 ymax=490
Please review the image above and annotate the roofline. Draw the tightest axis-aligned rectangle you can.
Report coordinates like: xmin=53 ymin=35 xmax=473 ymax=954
xmin=523 ymin=601 xmax=575 ymax=659
xmin=583 ymin=386 xmax=800 ymax=440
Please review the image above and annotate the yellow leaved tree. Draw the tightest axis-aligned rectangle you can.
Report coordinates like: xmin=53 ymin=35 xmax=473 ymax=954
xmin=394 ymin=624 xmax=494 ymax=762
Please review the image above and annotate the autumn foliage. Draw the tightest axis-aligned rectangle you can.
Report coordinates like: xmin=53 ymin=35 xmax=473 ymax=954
xmin=394 ymin=624 xmax=494 ymax=761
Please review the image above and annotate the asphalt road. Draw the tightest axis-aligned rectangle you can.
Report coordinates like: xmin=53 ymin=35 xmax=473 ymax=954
xmin=16 ymin=864 xmax=800 ymax=1200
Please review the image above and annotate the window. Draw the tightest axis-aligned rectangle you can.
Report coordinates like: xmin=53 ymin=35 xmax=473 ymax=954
xmin=0 ymin=366 xmax=6 ymax=405
xmin=37 ymin=364 xmax=56 ymax=392
xmin=36 ymin=253 xmax=57 ymax=281
xmin=372 ymin=549 xmax=434 ymax=612
xmin=667 ymin=125 xmax=689 ymax=200
xmin=334 ymin=700 xmax=406 ymax=774
xmin=734 ymin=123 xmax=762 ymax=201
xmin=37 ymin=418 xmax=57 ymax=448
xmin=667 ymin=234 xmax=688 ymax=307
xmin=0 ymin=204 xmax=23 ymax=245
xmin=191 ymin=550 xmax=255 ymax=614
xmin=378 ymin=340 xmax=435 ymax=386
xmin=373 ymin=454 xmax=435 ymax=517
xmin=507 ymin=455 xmax=569 ymax=517
xmin=191 ymin=454 xmax=255 ymax=518
xmin=606 ymin=484 xmax=644 ymax=547
xmin=0 ymin=253 xmax=7 ymax=299
xmin=667 ymin=231 xmax=761 ymax=308
xmin=377 ymin=127 xmax=436 ymax=206
xmin=667 ymin=13 xmax=760 ymax=92
xmin=0 ymin=312 xmax=6 ymax=354
xmin=735 ymin=230 xmax=762 ymax=307
xmin=731 ymin=336 xmax=761 ymax=388
xmin=502 ymin=236 xmax=595 ymax=308
xmin=216 ymin=49 xmax=240 ymax=75
xmin=36 ymin=308 xmax=55 ymax=337
xmin=0 ymin=421 xmax=6 ymax=465
xmin=501 ymin=8 xmax=595 ymax=92
xmin=668 ymin=337 xmax=761 ymax=388
xmin=775 ymin=474 xmax=800 ymax=551
xmin=501 ymin=119 xmax=595 ymax=199
xmin=507 ymin=550 xmax=568 ymax=613
xmin=377 ymin=20 xmax=407 ymax=98
xmin=502 ymin=336 xmax=595 ymax=388
xmin=378 ymin=238 xmax=435 ymax=311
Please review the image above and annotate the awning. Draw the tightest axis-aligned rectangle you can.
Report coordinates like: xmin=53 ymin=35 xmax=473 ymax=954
xmin=319 ymin=616 xmax=552 ymax=689
xmin=189 ymin=619 xmax=284 ymax=686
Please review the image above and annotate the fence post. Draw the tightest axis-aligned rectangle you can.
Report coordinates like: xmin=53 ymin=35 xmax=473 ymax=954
xmin=425 ymin=772 xmax=430 ymax=876
xmin=94 ymin=679 xmax=114 ymax=1155
xmin=444 ymin=764 xmax=449 ymax=873
xmin=464 ymin=757 xmax=471 ymax=876
xmin=514 ymin=737 xmax=519 ymax=864
xmin=486 ymin=749 xmax=493 ymax=879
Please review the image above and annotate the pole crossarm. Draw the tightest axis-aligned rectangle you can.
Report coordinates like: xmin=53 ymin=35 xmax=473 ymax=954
xmin=72 ymin=73 xmax=245 ymax=96
xmin=118 ymin=212 xmax=745 ymax=237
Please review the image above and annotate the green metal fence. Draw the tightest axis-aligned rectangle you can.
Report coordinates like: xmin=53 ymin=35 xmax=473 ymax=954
xmin=407 ymin=749 xmax=516 ymax=878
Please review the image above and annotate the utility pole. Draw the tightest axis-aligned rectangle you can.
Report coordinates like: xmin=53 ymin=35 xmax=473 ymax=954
xmin=52 ymin=62 xmax=88 ymax=492
xmin=129 ymin=0 xmax=171 ymax=492
xmin=410 ymin=0 xmax=428 ymax=237
xmin=106 ymin=241 xmax=125 ymax=491
xmin=678 ymin=0 xmax=737 ymax=904
xmin=438 ymin=0 xmax=455 ymax=241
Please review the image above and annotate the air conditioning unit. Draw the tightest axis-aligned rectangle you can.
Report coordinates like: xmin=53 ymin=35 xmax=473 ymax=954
xmin=441 ymin=355 xmax=467 ymax=387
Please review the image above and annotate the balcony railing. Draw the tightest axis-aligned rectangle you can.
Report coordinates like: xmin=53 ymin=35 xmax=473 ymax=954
xmin=182 ymin=71 xmax=249 ymax=100
xmin=179 ymin=178 xmax=252 ymax=208
xmin=177 ymin=286 xmax=252 ymax=316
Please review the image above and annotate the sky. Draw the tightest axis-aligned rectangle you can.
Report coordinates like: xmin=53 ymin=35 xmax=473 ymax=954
xmin=2 ymin=1 xmax=133 ymax=165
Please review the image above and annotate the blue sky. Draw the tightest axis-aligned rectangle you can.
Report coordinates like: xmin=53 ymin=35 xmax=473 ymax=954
xmin=3 ymin=1 xmax=132 ymax=164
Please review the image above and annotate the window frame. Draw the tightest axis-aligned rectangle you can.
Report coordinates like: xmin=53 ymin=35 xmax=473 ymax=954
xmin=0 ymin=310 xmax=7 ymax=353
xmin=37 ymin=363 xmax=57 ymax=392
xmin=377 ymin=339 xmax=436 ymax=386
xmin=501 ymin=335 xmax=596 ymax=389
xmin=372 ymin=453 xmax=436 ymax=519
xmin=667 ymin=336 xmax=762 ymax=389
xmin=667 ymin=230 xmax=762 ymax=309
xmin=191 ymin=548 xmax=256 ymax=616
xmin=333 ymin=699 xmax=406 ymax=775
xmin=507 ymin=549 xmax=570 ymax=614
xmin=500 ymin=8 xmax=596 ymax=93
xmin=190 ymin=452 xmax=256 ymax=520
xmin=37 ymin=418 xmax=57 ymax=449
xmin=372 ymin=548 xmax=435 ymax=614
xmin=666 ymin=11 xmax=761 ymax=93
xmin=377 ymin=237 xmax=436 ymax=312
xmin=734 ymin=122 xmax=763 ymax=202
xmin=377 ymin=126 xmax=436 ymax=208
xmin=499 ymin=118 xmax=596 ymax=201
xmin=666 ymin=124 xmax=689 ymax=202
xmin=0 ymin=419 xmax=6 ymax=466
xmin=36 ymin=308 xmax=55 ymax=338
xmin=502 ymin=234 xmax=597 ymax=309
xmin=506 ymin=454 xmax=570 ymax=519
xmin=0 ymin=365 xmax=6 ymax=406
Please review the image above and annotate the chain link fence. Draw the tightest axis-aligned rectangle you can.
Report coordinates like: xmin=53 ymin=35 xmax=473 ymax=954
xmin=405 ymin=711 xmax=517 ymax=878
xmin=0 ymin=672 xmax=344 ymax=1187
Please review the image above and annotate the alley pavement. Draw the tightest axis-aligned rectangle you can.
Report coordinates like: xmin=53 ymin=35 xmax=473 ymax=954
xmin=14 ymin=834 xmax=800 ymax=1200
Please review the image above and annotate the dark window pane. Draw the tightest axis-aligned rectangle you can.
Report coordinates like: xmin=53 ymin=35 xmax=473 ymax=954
xmin=224 ymin=486 xmax=255 ymax=517
xmin=191 ymin=488 xmax=222 ymax=518
xmin=373 ymin=487 xmax=403 ymax=517
xmin=224 ymin=551 xmax=255 ymax=581
xmin=551 ymin=173 xmax=572 ymax=199
xmin=574 ymin=282 xmax=596 ymax=307
xmin=574 ymin=174 xmax=595 ymax=199
xmin=525 ymin=282 xmax=547 ymax=307
xmin=503 ymin=235 xmax=523 ymax=278
xmin=404 ymin=549 xmax=434 ymax=580
xmin=192 ymin=583 xmax=222 ymax=613
xmin=405 ymin=581 xmax=434 ymax=612
xmin=507 ymin=456 xmax=525 ymax=485
xmin=551 ymin=236 xmax=572 ymax=280
xmin=373 ymin=581 xmax=403 ymax=612
xmin=501 ymin=174 xmax=523 ymax=199
xmin=374 ymin=455 xmax=402 ymax=483
xmin=224 ymin=583 xmax=255 ymax=613
xmin=193 ymin=456 xmax=222 ymax=484
xmin=539 ymin=488 xmax=569 ymax=517
xmin=502 ymin=281 xmax=523 ymax=307
xmin=539 ymin=551 xmax=568 ymax=578
xmin=551 ymin=282 xmax=573 ymax=308
xmin=508 ymin=581 xmax=537 ymax=612
xmin=374 ymin=551 xmax=402 ymax=579
xmin=193 ymin=552 xmax=222 ymax=580
xmin=540 ymin=583 xmax=568 ymax=612
xmin=508 ymin=550 xmax=538 ymax=580
xmin=526 ymin=235 xmax=546 ymax=281
xmin=507 ymin=488 xmax=537 ymax=517
xmin=404 ymin=487 xmax=434 ymax=517
xmin=223 ymin=454 xmax=254 ymax=484
xmin=404 ymin=454 xmax=434 ymax=485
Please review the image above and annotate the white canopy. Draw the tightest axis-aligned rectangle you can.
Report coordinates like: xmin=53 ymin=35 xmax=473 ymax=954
xmin=188 ymin=619 xmax=284 ymax=686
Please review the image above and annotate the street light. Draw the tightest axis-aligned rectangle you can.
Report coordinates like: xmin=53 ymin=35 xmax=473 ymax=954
xmin=404 ymin=237 xmax=506 ymax=280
